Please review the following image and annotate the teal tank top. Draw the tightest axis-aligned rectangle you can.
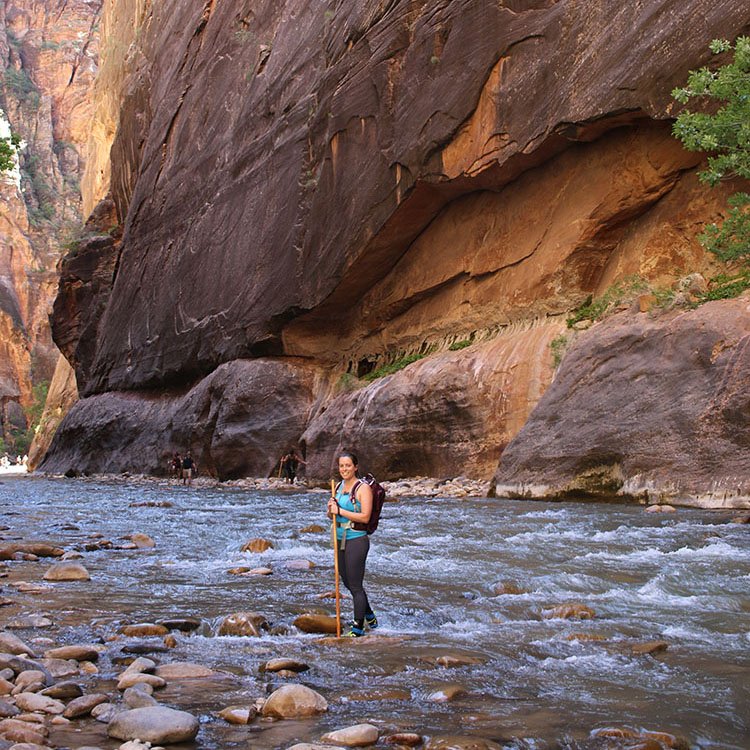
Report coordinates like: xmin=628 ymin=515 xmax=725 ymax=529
xmin=335 ymin=483 xmax=367 ymax=542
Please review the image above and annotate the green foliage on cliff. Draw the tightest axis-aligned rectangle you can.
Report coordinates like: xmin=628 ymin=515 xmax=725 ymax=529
xmin=696 ymin=268 xmax=750 ymax=302
xmin=672 ymin=37 xmax=750 ymax=261
xmin=3 ymin=68 xmax=41 ymax=109
xmin=0 ymin=132 xmax=21 ymax=174
xmin=566 ymin=276 xmax=650 ymax=328
xmin=363 ymin=352 xmax=428 ymax=382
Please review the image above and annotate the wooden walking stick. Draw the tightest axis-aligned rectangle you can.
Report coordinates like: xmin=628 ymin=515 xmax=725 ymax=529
xmin=331 ymin=478 xmax=341 ymax=638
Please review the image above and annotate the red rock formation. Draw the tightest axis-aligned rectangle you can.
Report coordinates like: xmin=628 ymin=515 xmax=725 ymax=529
xmin=494 ymin=297 xmax=750 ymax=508
xmin=0 ymin=0 xmax=101 ymax=449
xmin=40 ymin=0 xmax=750 ymax=506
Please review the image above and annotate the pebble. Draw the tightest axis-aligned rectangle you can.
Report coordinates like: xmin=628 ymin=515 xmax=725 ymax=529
xmin=121 ymin=657 xmax=156 ymax=675
xmin=0 ymin=700 xmax=19 ymax=718
xmin=218 ymin=705 xmax=257 ymax=724
xmin=130 ymin=533 xmax=156 ymax=548
xmin=107 ymin=706 xmax=200 ymax=743
xmin=0 ymin=681 xmax=13 ymax=698
xmin=5 ymin=617 xmax=52 ymax=630
xmin=39 ymin=658 xmax=77 ymax=678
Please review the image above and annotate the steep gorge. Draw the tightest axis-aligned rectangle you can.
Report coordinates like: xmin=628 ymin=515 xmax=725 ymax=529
xmin=40 ymin=0 xmax=750 ymax=507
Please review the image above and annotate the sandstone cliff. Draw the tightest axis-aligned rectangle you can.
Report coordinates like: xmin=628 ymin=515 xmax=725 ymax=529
xmin=41 ymin=0 xmax=750 ymax=507
xmin=0 ymin=0 xmax=101 ymax=452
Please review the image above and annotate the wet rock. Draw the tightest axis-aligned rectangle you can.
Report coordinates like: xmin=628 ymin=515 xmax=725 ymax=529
xmin=384 ymin=733 xmax=423 ymax=746
xmin=0 ymin=701 xmax=19 ymax=719
xmin=42 ymin=562 xmax=90 ymax=581
xmin=117 ymin=673 xmax=166 ymax=691
xmin=91 ymin=703 xmax=119 ymax=723
xmin=13 ymin=672 xmax=47 ymax=692
xmin=8 ymin=742 xmax=51 ymax=750
xmin=163 ymin=635 xmax=177 ymax=649
xmin=241 ymin=538 xmax=273 ymax=553
xmin=321 ymin=723 xmax=379 ymax=747
xmin=9 ymin=583 xmax=48 ymax=595
xmin=565 ymin=633 xmax=607 ymax=642
xmin=0 ymin=544 xmax=64 ymax=561
xmin=730 ymin=514 xmax=750 ymax=524
xmin=300 ymin=524 xmax=325 ymax=533
xmin=122 ymin=641 xmax=170 ymax=655
xmin=261 ymin=684 xmax=328 ymax=718
xmin=156 ymin=618 xmax=201 ymax=632
xmin=433 ymin=654 xmax=484 ymax=668
xmin=217 ymin=612 xmax=269 ymax=637
xmin=542 ymin=603 xmax=595 ymax=620
xmin=154 ymin=662 xmax=218 ymax=679
xmin=283 ymin=559 xmax=315 ymax=570
xmin=427 ymin=684 xmax=466 ymax=702
xmin=645 ymin=504 xmax=676 ymax=513
xmin=120 ymin=624 xmax=168 ymax=637
xmin=13 ymin=693 xmax=65 ymax=715
xmin=631 ymin=640 xmax=669 ymax=655
xmin=261 ymin=659 xmax=309 ymax=674
xmin=244 ymin=567 xmax=273 ymax=576
xmin=5 ymin=617 xmax=52 ymax=630
xmin=227 ymin=567 xmax=251 ymax=575
xmin=345 ymin=688 xmax=411 ymax=702
xmin=0 ymin=659 xmax=50 ymax=684
xmin=288 ymin=745 xmax=343 ymax=750
xmin=121 ymin=657 xmax=156 ymax=675
xmin=107 ymin=706 xmax=200 ymax=743
xmin=292 ymin=614 xmax=337 ymax=635
xmin=0 ymin=681 xmax=13 ymax=697
xmin=63 ymin=693 xmax=109 ymax=718
xmin=123 ymin=686 xmax=159 ymax=709
xmin=39 ymin=659 xmax=78 ymax=679
xmin=217 ymin=705 xmax=256 ymax=724
xmin=44 ymin=645 xmax=101 ymax=662
xmin=0 ymin=635 xmax=36 ymax=658
xmin=129 ymin=534 xmax=155 ymax=549
xmin=640 ymin=731 xmax=690 ymax=749
xmin=0 ymin=718 xmax=49 ymax=745
xmin=40 ymin=682 xmax=83 ymax=700
xmin=80 ymin=660 xmax=99 ymax=675
xmin=492 ymin=582 xmax=527 ymax=596
xmin=425 ymin=736 xmax=502 ymax=750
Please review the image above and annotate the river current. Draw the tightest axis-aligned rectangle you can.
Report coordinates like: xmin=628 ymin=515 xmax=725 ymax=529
xmin=1 ymin=477 xmax=748 ymax=749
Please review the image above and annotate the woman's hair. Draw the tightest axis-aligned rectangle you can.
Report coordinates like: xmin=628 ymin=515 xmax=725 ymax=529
xmin=337 ymin=450 xmax=359 ymax=466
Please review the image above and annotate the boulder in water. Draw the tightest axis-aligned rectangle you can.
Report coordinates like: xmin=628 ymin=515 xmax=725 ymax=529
xmin=542 ymin=603 xmax=595 ymax=620
xmin=129 ymin=533 xmax=156 ymax=548
xmin=293 ymin=614 xmax=337 ymax=634
xmin=261 ymin=684 xmax=327 ymax=718
xmin=120 ymin=624 xmax=168 ymax=637
xmin=13 ymin=692 xmax=65 ymax=714
xmin=217 ymin=612 xmax=269 ymax=637
xmin=426 ymin=736 xmax=502 ymax=750
xmin=44 ymin=645 xmax=101 ymax=661
xmin=43 ymin=562 xmax=90 ymax=581
xmin=427 ymin=683 xmax=467 ymax=702
xmin=384 ymin=732 xmax=423 ymax=746
xmin=218 ymin=705 xmax=256 ymax=724
xmin=631 ymin=640 xmax=669 ymax=655
xmin=241 ymin=538 xmax=273 ymax=553
xmin=320 ymin=723 xmax=379 ymax=747
xmin=261 ymin=658 xmax=309 ymax=673
xmin=107 ymin=706 xmax=200 ymax=743
xmin=0 ymin=633 xmax=36 ymax=657
xmin=154 ymin=662 xmax=218 ymax=679
xmin=63 ymin=693 xmax=109 ymax=718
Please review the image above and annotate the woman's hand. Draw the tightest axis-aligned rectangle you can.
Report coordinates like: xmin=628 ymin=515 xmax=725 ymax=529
xmin=327 ymin=498 xmax=339 ymax=516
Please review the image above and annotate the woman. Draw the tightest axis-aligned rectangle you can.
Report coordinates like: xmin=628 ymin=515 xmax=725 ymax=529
xmin=327 ymin=451 xmax=378 ymax=637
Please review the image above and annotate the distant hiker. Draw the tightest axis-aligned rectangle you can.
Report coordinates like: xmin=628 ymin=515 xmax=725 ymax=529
xmin=327 ymin=451 xmax=378 ymax=637
xmin=171 ymin=452 xmax=182 ymax=480
xmin=280 ymin=449 xmax=306 ymax=484
xmin=182 ymin=451 xmax=195 ymax=485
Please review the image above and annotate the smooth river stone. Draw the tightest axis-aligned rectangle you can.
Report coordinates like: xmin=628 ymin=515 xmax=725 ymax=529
xmin=542 ymin=603 xmax=596 ymax=620
xmin=0 ymin=633 xmax=36 ymax=658
xmin=261 ymin=658 xmax=309 ymax=673
xmin=14 ymin=670 xmax=47 ymax=691
xmin=6 ymin=616 xmax=52 ymax=630
xmin=121 ymin=657 xmax=156 ymax=674
xmin=292 ymin=614 xmax=337 ymax=635
xmin=218 ymin=706 xmax=256 ymax=724
xmin=44 ymin=645 xmax=101 ymax=662
xmin=241 ymin=538 xmax=273 ymax=553
xmin=0 ymin=717 xmax=49 ymax=744
xmin=0 ymin=699 xmax=19 ymax=718
xmin=43 ymin=562 xmax=90 ymax=581
xmin=0 ymin=679 xmax=13 ymax=697
xmin=217 ymin=612 xmax=268 ymax=637
xmin=41 ymin=681 xmax=83 ymax=700
xmin=120 ymin=624 xmax=168 ymax=637
xmin=63 ymin=693 xmax=109 ymax=718
xmin=123 ymin=686 xmax=158 ymax=709
xmin=154 ymin=662 xmax=218 ymax=679
xmin=40 ymin=658 xmax=79 ymax=678
xmin=130 ymin=533 xmax=156 ymax=548
xmin=261 ymin=684 xmax=328 ymax=718
xmin=426 ymin=736 xmax=503 ymax=750
xmin=321 ymin=723 xmax=379 ymax=747
xmin=383 ymin=732 xmax=423 ymax=746
xmin=13 ymin=692 xmax=65 ymax=714
xmin=427 ymin=683 xmax=467 ymax=702
xmin=117 ymin=673 xmax=166 ymax=691
xmin=156 ymin=617 xmax=201 ymax=632
xmin=107 ymin=706 xmax=200 ymax=743
xmin=631 ymin=640 xmax=669 ymax=655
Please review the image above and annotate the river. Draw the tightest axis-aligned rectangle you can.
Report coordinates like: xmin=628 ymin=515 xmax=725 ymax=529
xmin=1 ymin=477 xmax=748 ymax=749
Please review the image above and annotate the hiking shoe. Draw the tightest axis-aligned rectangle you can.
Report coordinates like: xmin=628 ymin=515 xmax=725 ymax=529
xmin=342 ymin=623 xmax=365 ymax=637
xmin=365 ymin=612 xmax=378 ymax=630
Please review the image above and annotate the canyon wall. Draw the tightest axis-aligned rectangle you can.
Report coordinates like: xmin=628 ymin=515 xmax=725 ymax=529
xmin=40 ymin=0 xmax=750 ymax=506
xmin=0 ymin=0 xmax=102 ymax=453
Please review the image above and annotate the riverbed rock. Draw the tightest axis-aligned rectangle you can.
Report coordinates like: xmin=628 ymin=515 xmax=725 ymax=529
xmin=153 ymin=662 xmax=218 ymax=679
xmin=42 ymin=563 xmax=90 ymax=582
xmin=427 ymin=684 xmax=467 ymax=702
xmin=300 ymin=525 xmax=325 ymax=533
xmin=40 ymin=682 xmax=83 ymax=700
xmin=433 ymin=654 xmax=484 ymax=668
xmin=0 ymin=681 xmax=13 ymax=698
xmin=241 ymin=538 xmax=273 ymax=553
xmin=44 ymin=645 xmax=101 ymax=662
xmin=39 ymin=659 xmax=78 ymax=679
xmin=129 ymin=534 xmax=155 ymax=548
xmin=492 ymin=582 xmax=528 ymax=596
xmin=261 ymin=658 xmax=309 ymax=674
xmin=123 ymin=685 xmax=158 ymax=709
xmin=116 ymin=673 xmax=166 ymax=691
xmin=0 ymin=701 xmax=19 ymax=719
xmin=384 ymin=732 xmax=423 ymax=746
xmin=156 ymin=618 xmax=201 ymax=632
xmin=91 ymin=703 xmax=119 ymax=723
xmin=542 ymin=603 xmax=596 ymax=620
xmin=261 ymin=684 xmax=328 ymax=719
xmin=5 ymin=617 xmax=52 ymax=630
xmin=0 ymin=659 xmax=50 ymax=684
xmin=12 ymin=693 xmax=65 ymax=715
xmin=631 ymin=640 xmax=669 ymax=655
xmin=426 ymin=737 xmax=502 ymax=750
xmin=0 ymin=544 xmax=64 ymax=561
xmin=293 ymin=614 xmax=337 ymax=635
xmin=13 ymin=671 xmax=47 ymax=692
xmin=0 ymin=718 xmax=49 ymax=745
xmin=244 ymin=567 xmax=273 ymax=576
xmin=63 ymin=693 xmax=109 ymax=718
xmin=217 ymin=706 xmax=256 ymax=725
xmin=120 ymin=624 xmax=168 ymax=637
xmin=284 ymin=559 xmax=315 ymax=570
xmin=320 ymin=723 xmax=379 ymax=747
xmin=0 ymin=635 xmax=35 ymax=658
xmin=107 ymin=706 xmax=199 ymax=743
xmin=645 ymin=504 xmax=676 ymax=513
xmin=121 ymin=657 xmax=156 ymax=675
xmin=217 ymin=612 xmax=269 ymax=637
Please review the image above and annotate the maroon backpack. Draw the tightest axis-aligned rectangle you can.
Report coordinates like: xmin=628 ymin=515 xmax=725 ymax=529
xmin=348 ymin=473 xmax=386 ymax=534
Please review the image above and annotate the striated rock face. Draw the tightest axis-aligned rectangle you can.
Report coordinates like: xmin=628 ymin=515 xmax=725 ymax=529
xmin=41 ymin=0 xmax=750 ymax=504
xmin=40 ymin=358 xmax=325 ymax=479
xmin=494 ymin=296 xmax=750 ymax=508
xmin=0 ymin=0 xmax=102 ymax=448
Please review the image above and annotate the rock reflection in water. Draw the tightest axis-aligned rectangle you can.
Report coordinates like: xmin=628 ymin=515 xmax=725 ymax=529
xmin=0 ymin=477 xmax=748 ymax=749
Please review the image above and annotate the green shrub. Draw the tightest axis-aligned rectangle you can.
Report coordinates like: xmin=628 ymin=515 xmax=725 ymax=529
xmin=550 ymin=334 xmax=570 ymax=368
xmin=0 ymin=132 xmax=21 ymax=174
xmin=696 ymin=269 xmax=750 ymax=302
xmin=362 ymin=352 xmax=427 ymax=382
xmin=566 ymin=276 xmax=649 ymax=328
xmin=448 ymin=338 xmax=472 ymax=351
xmin=672 ymin=37 xmax=750 ymax=261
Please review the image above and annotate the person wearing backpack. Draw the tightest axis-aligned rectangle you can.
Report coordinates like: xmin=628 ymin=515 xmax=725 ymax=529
xmin=327 ymin=450 xmax=381 ymax=637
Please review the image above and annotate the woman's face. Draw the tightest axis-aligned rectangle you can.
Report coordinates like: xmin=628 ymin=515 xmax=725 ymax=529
xmin=338 ymin=456 xmax=357 ymax=480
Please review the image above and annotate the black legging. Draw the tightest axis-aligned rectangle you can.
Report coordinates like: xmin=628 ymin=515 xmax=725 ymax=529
xmin=337 ymin=534 xmax=372 ymax=623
